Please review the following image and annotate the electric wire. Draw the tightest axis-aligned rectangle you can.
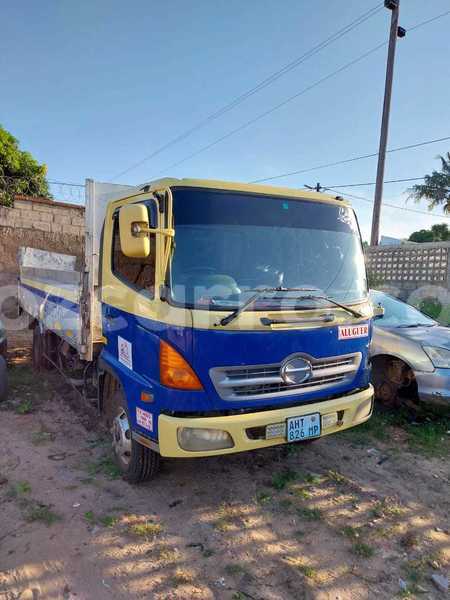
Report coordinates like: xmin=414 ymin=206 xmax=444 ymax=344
xmin=152 ymin=8 xmax=450 ymax=180
xmin=324 ymin=176 xmax=425 ymax=188
xmin=110 ymin=3 xmax=384 ymax=180
xmin=250 ymin=135 xmax=450 ymax=183
xmin=150 ymin=42 xmax=387 ymax=178
xmin=323 ymin=186 xmax=450 ymax=219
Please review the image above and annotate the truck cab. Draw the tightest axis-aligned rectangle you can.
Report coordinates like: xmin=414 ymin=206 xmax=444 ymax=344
xmin=98 ymin=179 xmax=374 ymax=480
xmin=19 ymin=178 xmax=374 ymax=482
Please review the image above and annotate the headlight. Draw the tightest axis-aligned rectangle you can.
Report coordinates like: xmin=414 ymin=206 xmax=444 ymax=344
xmin=177 ymin=427 xmax=234 ymax=451
xmin=423 ymin=346 xmax=450 ymax=369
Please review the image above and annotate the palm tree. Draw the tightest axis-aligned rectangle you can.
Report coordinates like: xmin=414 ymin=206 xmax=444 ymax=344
xmin=408 ymin=152 xmax=450 ymax=213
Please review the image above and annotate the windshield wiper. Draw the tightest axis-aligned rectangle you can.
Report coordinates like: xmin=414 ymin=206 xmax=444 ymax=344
xmin=217 ymin=287 xmax=318 ymax=327
xmin=218 ymin=287 xmax=363 ymax=327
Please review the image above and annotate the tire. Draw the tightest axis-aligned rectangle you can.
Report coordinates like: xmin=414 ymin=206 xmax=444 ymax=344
xmin=110 ymin=388 xmax=161 ymax=483
xmin=0 ymin=356 xmax=7 ymax=402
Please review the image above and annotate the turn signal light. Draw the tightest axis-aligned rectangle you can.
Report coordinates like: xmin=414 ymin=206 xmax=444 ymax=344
xmin=159 ymin=340 xmax=203 ymax=390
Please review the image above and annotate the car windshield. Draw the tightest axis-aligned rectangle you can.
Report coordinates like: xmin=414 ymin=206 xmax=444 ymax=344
xmin=370 ymin=290 xmax=436 ymax=328
xmin=169 ymin=187 xmax=367 ymax=310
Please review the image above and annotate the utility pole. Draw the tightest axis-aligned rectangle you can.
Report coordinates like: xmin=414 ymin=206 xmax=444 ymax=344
xmin=370 ymin=0 xmax=405 ymax=246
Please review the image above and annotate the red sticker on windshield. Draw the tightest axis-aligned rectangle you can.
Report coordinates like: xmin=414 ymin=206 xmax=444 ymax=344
xmin=338 ymin=324 xmax=369 ymax=340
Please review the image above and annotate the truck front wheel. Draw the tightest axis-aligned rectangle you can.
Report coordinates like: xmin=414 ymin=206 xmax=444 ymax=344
xmin=110 ymin=389 xmax=161 ymax=483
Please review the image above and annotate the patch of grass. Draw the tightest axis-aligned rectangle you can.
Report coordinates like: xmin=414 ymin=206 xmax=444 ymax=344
xmin=278 ymin=498 xmax=293 ymax=511
xmin=170 ymin=569 xmax=194 ymax=586
xmin=99 ymin=515 xmax=118 ymax=527
xmin=214 ymin=504 xmax=244 ymax=532
xmin=224 ymin=563 xmax=247 ymax=577
xmin=86 ymin=455 xmax=121 ymax=479
xmin=25 ymin=503 xmax=61 ymax=526
xmin=371 ymin=497 xmax=403 ymax=519
xmin=400 ymin=531 xmax=419 ymax=550
xmin=341 ymin=525 xmax=360 ymax=540
xmin=303 ymin=472 xmax=323 ymax=485
xmin=8 ymin=366 xmax=37 ymax=389
xmin=31 ymin=431 xmax=55 ymax=446
xmin=84 ymin=511 xmax=96 ymax=524
xmin=285 ymin=557 xmax=317 ymax=579
xmin=128 ymin=521 xmax=162 ymax=538
xmin=290 ymin=486 xmax=312 ymax=500
xmin=255 ymin=490 xmax=272 ymax=505
xmin=297 ymin=507 xmax=322 ymax=521
xmin=271 ymin=469 xmax=297 ymax=490
xmin=351 ymin=542 xmax=375 ymax=558
xmin=327 ymin=470 xmax=349 ymax=485
xmin=15 ymin=399 xmax=33 ymax=414
xmin=153 ymin=546 xmax=178 ymax=563
xmin=7 ymin=481 xmax=31 ymax=498
xmin=406 ymin=417 xmax=450 ymax=457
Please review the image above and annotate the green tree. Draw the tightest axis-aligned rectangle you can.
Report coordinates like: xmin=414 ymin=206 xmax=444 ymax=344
xmin=0 ymin=125 xmax=50 ymax=206
xmin=409 ymin=223 xmax=449 ymax=243
xmin=408 ymin=153 xmax=450 ymax=213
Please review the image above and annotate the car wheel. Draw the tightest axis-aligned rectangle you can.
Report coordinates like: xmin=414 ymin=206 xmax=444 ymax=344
xmin=0 ymin=356 xmax=7 ymax=402
xmin=110 ymin=389 xmax=161 ymax=483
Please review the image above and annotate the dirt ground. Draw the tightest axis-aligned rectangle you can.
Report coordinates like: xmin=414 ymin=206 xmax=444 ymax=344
xmin=0 ymin=333 xmax=449 ymax=600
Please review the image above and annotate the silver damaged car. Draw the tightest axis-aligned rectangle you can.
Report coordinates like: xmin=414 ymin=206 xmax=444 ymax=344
xmin=370 ymin=290 xmax=450 ymax=407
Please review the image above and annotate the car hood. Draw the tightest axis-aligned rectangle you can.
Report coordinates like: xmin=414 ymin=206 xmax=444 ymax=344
xmin=385 ymin=325 xmax=450 ymax=349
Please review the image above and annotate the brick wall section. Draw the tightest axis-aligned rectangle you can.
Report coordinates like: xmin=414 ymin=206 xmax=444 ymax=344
xmin=0 ymin=195 xmax=85 ymax=289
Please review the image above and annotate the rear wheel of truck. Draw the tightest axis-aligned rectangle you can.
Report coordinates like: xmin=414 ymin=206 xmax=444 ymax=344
xmin=0 ymin=356 xmax=8 ymax=402
xmin=110 ymin=389 xmax=161 ymax=483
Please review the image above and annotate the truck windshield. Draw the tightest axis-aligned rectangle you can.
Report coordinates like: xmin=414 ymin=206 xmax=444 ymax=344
xmin=169 ymin=187 xmax=367 ymax=310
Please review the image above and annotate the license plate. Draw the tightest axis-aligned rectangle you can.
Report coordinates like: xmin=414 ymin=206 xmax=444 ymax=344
xmin=286 ymin=413 xmax=321 ymax=442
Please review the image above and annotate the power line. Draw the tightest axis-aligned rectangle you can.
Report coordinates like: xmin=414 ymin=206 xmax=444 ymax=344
xmin=323 ymin=186 xmax=450 ymax=219
xmin=322 ymin=176 xmax=425 ymax=188
xmin=152 ymin=8 xmax=450 ymax=179
xmin=251 ymin=135 xmax=450 ymax=183
xmin=407 ymin=8 xmax=450 ymax=32
xmin=151 ymin=42 xmax=387 ymax=178
xmin=111 ymin=3 xmax=384 ymax=181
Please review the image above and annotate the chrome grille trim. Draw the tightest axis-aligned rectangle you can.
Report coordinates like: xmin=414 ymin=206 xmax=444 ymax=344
xmin=210 ymin=352 xmax=362 ymax=400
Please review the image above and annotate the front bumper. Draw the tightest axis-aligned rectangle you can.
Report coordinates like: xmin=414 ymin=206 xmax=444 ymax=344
xmin=157 ymin=385 xmax=374 ymax=457
xmin=415 ymin=369 xmax=450 ymax=406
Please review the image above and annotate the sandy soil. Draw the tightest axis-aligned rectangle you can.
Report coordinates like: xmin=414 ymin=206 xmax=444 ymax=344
xmin=0 ymin=334 xmax=449 ymax=600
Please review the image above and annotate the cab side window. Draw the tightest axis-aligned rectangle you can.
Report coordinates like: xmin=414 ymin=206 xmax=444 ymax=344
xmin=111 ymin=216 xmax=156 ymax=299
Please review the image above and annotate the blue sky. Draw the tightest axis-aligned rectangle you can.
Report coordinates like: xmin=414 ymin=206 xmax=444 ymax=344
xmin=1 ymin=0 xmax=449 ymax=241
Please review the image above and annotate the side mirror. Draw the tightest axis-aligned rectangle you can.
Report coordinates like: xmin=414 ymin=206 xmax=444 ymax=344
xmin=373 ymin=303 xmax=385 ymax=320
xmin=119 ymin=204 xmax=152 ymax=258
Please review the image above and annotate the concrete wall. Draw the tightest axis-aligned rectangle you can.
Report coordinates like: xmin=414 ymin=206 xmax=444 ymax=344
xmin=0 ymin=196 xmax=85 ymax=289
xmin=366 ymin=241 xmax=450 ymax=299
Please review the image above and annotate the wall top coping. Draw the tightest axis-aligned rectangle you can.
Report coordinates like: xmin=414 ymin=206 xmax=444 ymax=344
xmin=13 ymin=194 xmax=85 ymax=212
xmin=366 ymin=241 xmax=450 ymax=252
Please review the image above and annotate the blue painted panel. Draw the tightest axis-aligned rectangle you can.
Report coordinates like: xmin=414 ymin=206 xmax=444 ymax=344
xmin=99 ymin=303 xmax=372 ymax=443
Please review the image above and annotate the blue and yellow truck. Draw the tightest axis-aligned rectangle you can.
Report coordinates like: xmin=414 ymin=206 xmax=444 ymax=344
xmin=19 ymin=178 xmax=376 ymax=482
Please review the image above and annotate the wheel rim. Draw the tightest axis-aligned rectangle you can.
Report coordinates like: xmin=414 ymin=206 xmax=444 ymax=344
xmin=112 ymin=409 xmax=132 ymax=466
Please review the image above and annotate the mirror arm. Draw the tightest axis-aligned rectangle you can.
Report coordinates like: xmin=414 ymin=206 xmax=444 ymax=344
xmin=131 ymin=223 xmax=174 ymax=238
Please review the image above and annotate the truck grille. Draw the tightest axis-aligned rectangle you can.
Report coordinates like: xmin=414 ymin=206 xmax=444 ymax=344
xmin=209 ymin=353 xmax=361 ymax=400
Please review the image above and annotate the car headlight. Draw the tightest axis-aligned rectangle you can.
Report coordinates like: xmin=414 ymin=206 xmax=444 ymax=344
xmin=423 ymin=346 xmax=450 ymax=369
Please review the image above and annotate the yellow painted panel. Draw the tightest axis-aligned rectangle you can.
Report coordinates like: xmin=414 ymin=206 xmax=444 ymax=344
xmin=157 ymin=385 xmax=374 ymax=457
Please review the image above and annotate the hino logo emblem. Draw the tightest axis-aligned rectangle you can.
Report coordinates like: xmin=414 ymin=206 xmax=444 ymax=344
xmin=280 ymin=356 xmax=313 ymax=385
